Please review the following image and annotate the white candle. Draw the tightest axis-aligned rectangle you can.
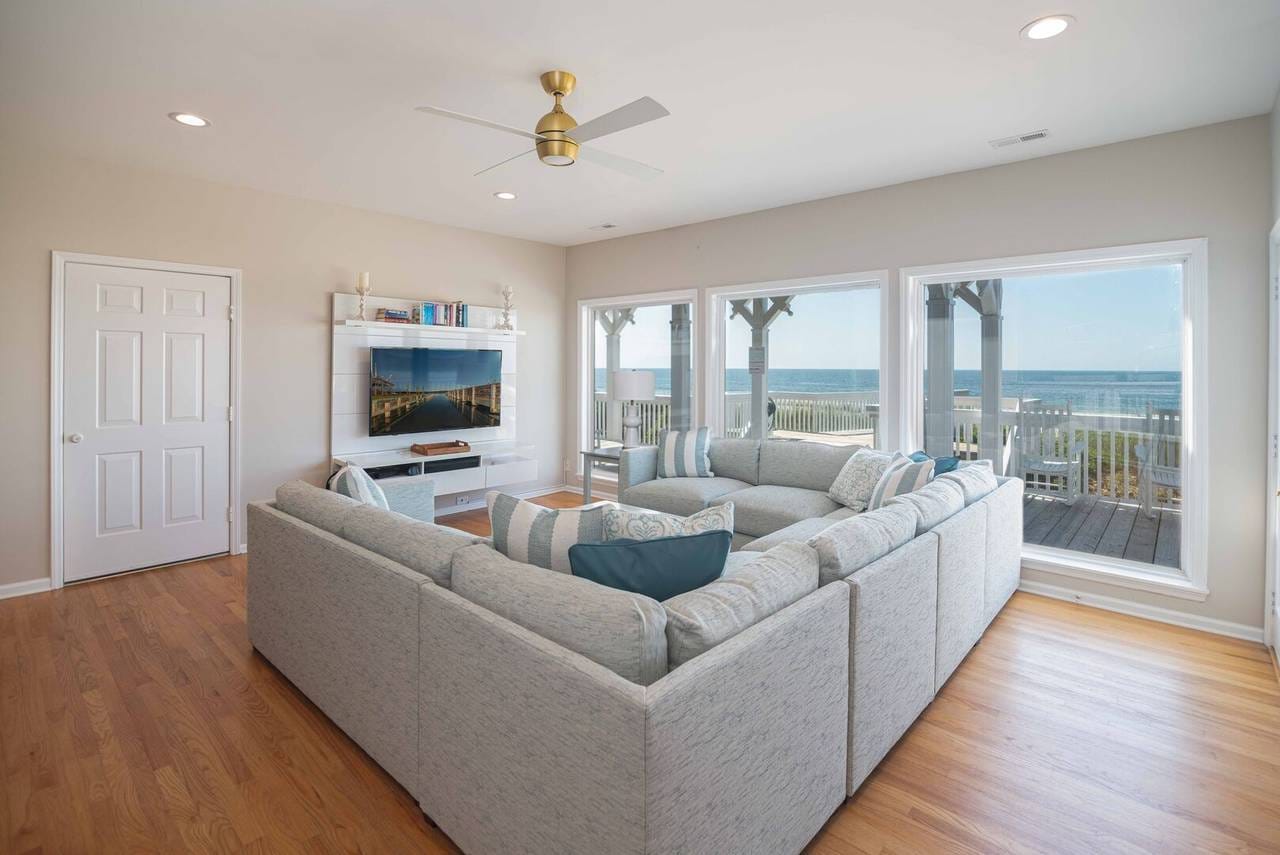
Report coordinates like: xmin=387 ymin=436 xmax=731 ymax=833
xmin=357 ymin=271 xmax=370 ymax=292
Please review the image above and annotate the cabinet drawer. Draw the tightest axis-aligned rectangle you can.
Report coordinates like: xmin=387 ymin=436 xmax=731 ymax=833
xmin=486 ymin=457 xmax=538 ymax=488
xmin=428 ymin=467 xmax=486 ymax=495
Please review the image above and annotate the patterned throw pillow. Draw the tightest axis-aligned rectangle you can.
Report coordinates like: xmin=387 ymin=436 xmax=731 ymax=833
xmin=486 ymin=492 xmax=605 ymax=574
xmin=827 ymin=448 xmax=897 ymax=512
xmin=603 ymin=503 xmax=734 ymax=541
xmin=867 ymin=453 xmax=936 ymax=510
xmin=327 ymin=464 xmax=389 ymax=510
xmin=657 ymin=427 xmax=712 ymax=478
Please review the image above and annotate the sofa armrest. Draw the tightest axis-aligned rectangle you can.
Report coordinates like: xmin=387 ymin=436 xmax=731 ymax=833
xmin=418 ymin=583 xmax=648 ymax=855
xmin=380 ymin=478 xmax=436 ymax=522
xmin=617 ymin=445 xmax=659 ymax=500
xmin=643 ymin=583 xmax=848 ymax=855
xmin=841 ymin=532 xmax=939 ymax=794
xmin=246 ymin=501 xmax=428 ymax=795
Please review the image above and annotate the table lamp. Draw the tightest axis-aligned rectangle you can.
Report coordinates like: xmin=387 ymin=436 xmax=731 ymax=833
xmin=612 ymin=369 xmax=656 ymax=448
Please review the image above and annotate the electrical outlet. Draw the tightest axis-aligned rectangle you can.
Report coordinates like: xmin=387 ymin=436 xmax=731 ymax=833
xmin=455 ymin=495 xmax=468 ymax=506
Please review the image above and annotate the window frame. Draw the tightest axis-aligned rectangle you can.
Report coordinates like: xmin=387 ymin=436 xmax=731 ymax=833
xmin=899 ymin=239 xmax=1209 ymax=600
xmin=702 ymin=271 xmax=892 ymax=442
xmin=576 ymin=289 xmax=700 ymax=480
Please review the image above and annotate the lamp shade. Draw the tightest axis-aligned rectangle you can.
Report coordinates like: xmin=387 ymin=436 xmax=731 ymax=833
xmin=612 ymin=369 xmax=656 ymax=402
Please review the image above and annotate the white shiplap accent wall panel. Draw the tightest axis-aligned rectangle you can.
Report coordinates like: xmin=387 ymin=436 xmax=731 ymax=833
xmin=330 ymin=294 xmax=520 ymax=457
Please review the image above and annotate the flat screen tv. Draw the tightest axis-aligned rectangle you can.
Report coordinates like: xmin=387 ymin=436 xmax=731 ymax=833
xmin=369 ymin=347 xmax=502 ymax=436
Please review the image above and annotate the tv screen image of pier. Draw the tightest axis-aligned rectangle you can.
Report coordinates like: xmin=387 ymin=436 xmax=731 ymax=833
xmin=369 ymin=347 xmax=502 ymax=436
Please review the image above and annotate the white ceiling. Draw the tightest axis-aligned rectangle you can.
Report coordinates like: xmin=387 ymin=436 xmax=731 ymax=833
xmin=3 ymin=1 xmax=1279 ymax=246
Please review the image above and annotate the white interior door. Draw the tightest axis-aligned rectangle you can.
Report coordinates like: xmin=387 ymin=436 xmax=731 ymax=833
xmin=62 ymin=262 xmax=231 ymax=582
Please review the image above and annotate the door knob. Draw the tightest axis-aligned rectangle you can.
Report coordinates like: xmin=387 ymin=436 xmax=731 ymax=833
xmin=68 ymin=433 xmax=84 ymax=444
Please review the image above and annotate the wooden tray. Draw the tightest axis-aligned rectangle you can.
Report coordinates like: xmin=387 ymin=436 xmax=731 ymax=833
xmin=410 ymin=440 xmax=472 ymax=456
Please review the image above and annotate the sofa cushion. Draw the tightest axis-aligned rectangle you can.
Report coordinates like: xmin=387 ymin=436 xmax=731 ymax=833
xmin=341 ymin=504 xmax=482 ymax=587
xmin=938 ymin=466 xmax=999 ymax=505
xmin=886 ymin=478 xmax=965 ymax=535
xmin=276 ymin=480 xmax=362 ymax=533
xmin=569 ymin=530 xmax=732 ymax=602
xmin=825 ymin=506 xmax=858 ymax=521
xmin=327 ymin=464 xmax=389 ymax=509
xmin=867 ymin=453 xmax=935 ymax=510
xmin=739 ymin=517 xmax=841 ymax=554
xmin=623 ymin=476 xmax=751 ymax=517
xmin=657 ymin=427 xmax=711 ymax=478
xmin=806 ymin=504 xmax=919 ymax=585
xmin=487 ymin=492 xmax=605 ymax=574
xmin=759 ymin=440 xmax=858 ymax=492
xmin=710 ymin=485 xmax=841 ymax=538
xmin=827 ymin=448 xmax=897 ymax=512
xmin=450 ymin=543 xmax=668 ymax=685
xmin=708 ymin=438 xmax=761 ymax=485
xmin=603 ymin=503 xmax=734 ymax=541
xmin=662 ymin=542 xmax=819 ymax=667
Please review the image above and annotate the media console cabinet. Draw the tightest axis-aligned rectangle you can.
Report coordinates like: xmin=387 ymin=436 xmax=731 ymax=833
xmin=331 ymin=442 xmax=538 ymax=502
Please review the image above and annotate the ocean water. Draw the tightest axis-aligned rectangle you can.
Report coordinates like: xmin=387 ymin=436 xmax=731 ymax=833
xmin=595 ymin=368 xmax=1180 ymax=415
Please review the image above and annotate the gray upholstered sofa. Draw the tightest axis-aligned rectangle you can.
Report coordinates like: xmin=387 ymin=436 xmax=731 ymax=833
xmin=620 ymin=437 xmax=1024 ymax=792
xmin=247 ymin=483 xmax=849 ymax=855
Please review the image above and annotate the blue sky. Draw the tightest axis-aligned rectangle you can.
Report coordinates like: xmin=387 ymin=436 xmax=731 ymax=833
xmin=596 ymin=265 xmax=1181 ymax=372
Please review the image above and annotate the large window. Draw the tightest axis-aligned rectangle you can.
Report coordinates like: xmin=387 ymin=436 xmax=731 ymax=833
xmin=904 ymin=241 xmax=1207 ymax=596
xmin=708 ymin=275 xmax=887 ymax=448
xmin=578 ymin=293 xmax=696 ymax=485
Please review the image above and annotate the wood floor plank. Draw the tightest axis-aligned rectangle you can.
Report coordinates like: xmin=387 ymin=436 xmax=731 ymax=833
xmin=1 ymin=491 xmax=1276 ymax=854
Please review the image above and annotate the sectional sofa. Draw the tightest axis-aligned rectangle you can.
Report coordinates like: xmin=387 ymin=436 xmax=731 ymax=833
xmin=246 ymin=441 xmax=1023 ymax=855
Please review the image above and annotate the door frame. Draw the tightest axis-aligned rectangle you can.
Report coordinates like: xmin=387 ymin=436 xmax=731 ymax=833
xmin=50 ymin=251 xmax=243 ymax=589
xmin=1267 ymin=221 xmax=1280 ymax=652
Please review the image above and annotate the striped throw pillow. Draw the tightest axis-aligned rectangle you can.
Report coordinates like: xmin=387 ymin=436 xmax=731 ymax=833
xmin=657 ymin=428 xmax=712 ymax=478
xmin=487 ymin=492 xmax=606 ymax=574
xmin=327 ymin=465 xmax=389 ymax=510
xmin=867 ymin=453 xmax=935 ymax=510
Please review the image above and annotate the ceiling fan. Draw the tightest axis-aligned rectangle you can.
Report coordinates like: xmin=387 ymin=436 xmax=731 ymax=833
xmin=416 ymin=70 xmax=669 ymax=179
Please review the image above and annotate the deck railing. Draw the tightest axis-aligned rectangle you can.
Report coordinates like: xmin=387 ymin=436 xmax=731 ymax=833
xmin=591 ymin=392 xmax=1180 ymax=506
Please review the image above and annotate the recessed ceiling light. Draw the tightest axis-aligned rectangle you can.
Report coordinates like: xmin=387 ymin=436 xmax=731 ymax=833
xmin=168 ymin=112 xmax=210 ymax=127
xmin=1020 ymin=14 xmax=1073 ymax=40
xmin=493 ymin=191 xmax=517 ymax=200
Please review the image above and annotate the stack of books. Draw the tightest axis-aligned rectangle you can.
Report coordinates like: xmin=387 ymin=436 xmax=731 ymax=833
xmin=374 ymin=308 xmax=413 ymax=324
xmin=413 ymin=301 xmax=470 ymax=327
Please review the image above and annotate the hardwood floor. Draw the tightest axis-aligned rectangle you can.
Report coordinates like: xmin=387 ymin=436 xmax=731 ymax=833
xmin=3 ymin=491 xmax=1277 ymax=853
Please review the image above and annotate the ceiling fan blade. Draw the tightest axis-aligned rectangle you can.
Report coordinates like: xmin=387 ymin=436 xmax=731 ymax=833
xmin=569 ymin=96 xmax=669 ymax=143
xmin=474 ymin=148 xmax=535 ymax=176
xmin=578 ymin=146 xmax=663 ymax=180
xmin=416 ymin=105 xmax=542 ymax=141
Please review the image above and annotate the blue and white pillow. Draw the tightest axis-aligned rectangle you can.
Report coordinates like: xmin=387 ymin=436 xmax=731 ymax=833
xmin=603 ymin=503 xmax=734 ymax=541
xmin=487 ymin=492 xmax=605 ymax=574
xmin=867 ymin=453 xmax=935 ymax=510
xmin=328 ymin=464 xmax=389 ymax=510
xmin=657 ymin=427 xmax=711 ymax=478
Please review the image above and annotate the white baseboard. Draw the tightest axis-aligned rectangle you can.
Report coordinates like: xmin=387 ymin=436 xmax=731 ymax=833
xmin=1018 ymin=578 xmax=1264 ymax=643
xmin=0 ymin=578 xmax=52 ymax=601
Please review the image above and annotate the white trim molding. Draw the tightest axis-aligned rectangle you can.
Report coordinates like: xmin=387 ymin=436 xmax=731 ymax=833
xmin=1019 ymin=578 xmax=1262 ymax=643
xmin=576 ymin=289 xmax=700 ymax=476
xmin=0 ymin=578 xmax=53 ymax=601
xmin=702 ymin=271 xmax=892 ymax=440
xmin=900 ymin=240 xmax=1210 ymax=598
xmin=50 ymin=251 xmax=244 ymax=590
xmin=1266 ymin=218 xmax=1280 ymax=652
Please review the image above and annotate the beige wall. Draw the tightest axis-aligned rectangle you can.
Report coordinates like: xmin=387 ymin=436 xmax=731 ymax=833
xmin=0 ymin=145 xmax=566 ymax=588
xmin=566 ymin=116 xmax=1272 ymax=630
xmin=1273 ymin=87 xmax=1280 ymax=224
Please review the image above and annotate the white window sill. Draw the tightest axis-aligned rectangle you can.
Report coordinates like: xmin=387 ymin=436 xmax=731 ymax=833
xmin=1021 ymin=545 xmax=1208 ymax=602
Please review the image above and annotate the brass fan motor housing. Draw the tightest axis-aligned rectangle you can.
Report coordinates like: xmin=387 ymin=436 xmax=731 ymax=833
xmin=536 ymin=132 xmax=579 ymax=166
xmin=536 ymin=70 xmax=580 ymax=165
xmin=539 ymin=70 xmax=576 ymax=97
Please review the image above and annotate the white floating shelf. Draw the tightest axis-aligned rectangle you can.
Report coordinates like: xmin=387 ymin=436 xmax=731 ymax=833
xmin=336 ymin=319 xmax=525 ymax=336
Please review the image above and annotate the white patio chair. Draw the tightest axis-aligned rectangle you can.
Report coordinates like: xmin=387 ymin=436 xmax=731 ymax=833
xmin=1016 ymin=402 xmax=1085 ymax=504
xmin=1135 ymin=404 xmax=1180 ymax=518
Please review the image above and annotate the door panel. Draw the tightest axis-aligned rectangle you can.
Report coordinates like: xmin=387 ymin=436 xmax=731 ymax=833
xmin=64 ymin=262 xmax=231 ymax=582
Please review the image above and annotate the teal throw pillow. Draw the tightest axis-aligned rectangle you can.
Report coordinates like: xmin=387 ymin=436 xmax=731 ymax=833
xmin=568 ymin=530 xmax=731 ymax=601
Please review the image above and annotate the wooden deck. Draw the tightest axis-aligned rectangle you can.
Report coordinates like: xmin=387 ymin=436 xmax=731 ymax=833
xmin=1023 ymin=494 xmax=1181 ymax=569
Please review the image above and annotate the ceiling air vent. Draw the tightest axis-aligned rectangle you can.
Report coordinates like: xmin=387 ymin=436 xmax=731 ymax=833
xmin=988 ymin=129 xmax=1050 ymax=149
xmin=589 ymin=223 xmax=619 ymax=231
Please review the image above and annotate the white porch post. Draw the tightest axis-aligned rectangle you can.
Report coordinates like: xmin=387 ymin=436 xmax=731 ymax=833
xmin=669 ymin=304 xmax=692 ymax=431
xmin=597 ymin=308 xmax=635 ymax=443
xmin=978 ymin=280 xmax=1003 ymax=467
xmin=729 ymin=296 xmax=794 ymax=440
xmin=925 ymin=284 xmax=955 ymax=456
